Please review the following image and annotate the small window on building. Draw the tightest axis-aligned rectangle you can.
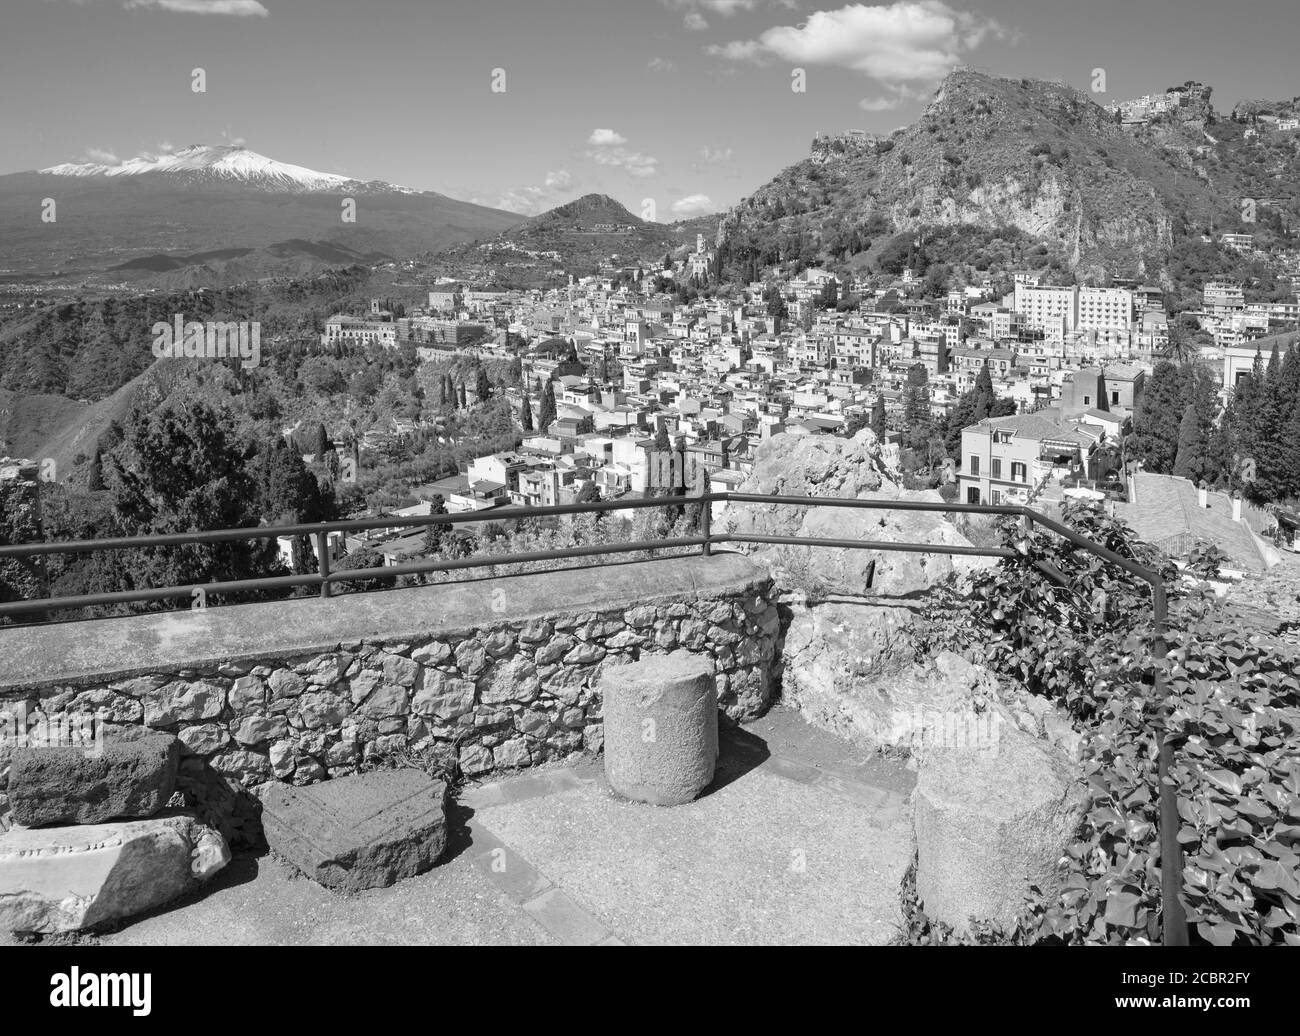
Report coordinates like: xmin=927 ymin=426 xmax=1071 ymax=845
xmin=991 ymin=459 xmax=1002 ymax=480
xmin=1083 ymin=395 xmax=1091 ymax=406
xmin=970 ymin=456 xmax=980 ymax=477
xmin=1111 ymin=391 xmax=1120 ymax=404
xmin=991 ymin=490 xmax=1002 ymax=505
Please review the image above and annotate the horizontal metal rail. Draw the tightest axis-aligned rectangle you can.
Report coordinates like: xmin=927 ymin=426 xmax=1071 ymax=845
xmin=720 ymin=533 xmax=1016 ymax=559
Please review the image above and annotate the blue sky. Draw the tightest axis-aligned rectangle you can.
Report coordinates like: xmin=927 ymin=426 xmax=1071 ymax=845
xmin=4 ymin=0 xmax=1298 ymax=220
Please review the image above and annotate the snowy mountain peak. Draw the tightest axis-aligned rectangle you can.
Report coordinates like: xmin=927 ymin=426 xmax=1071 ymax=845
xmin=39 ymin=144 xmax=418 ymax=194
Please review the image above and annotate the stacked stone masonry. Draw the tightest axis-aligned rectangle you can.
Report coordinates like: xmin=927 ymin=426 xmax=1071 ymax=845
xmin=0 ymin=560 xmax=779 ymax=844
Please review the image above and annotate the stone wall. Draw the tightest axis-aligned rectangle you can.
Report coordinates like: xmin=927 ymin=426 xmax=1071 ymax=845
xmin=0 ymin=554 xmax=779 ymax=846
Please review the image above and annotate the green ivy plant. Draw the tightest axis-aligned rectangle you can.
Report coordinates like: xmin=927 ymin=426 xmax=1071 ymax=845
xmin=916 ymin=501 xmax=1300 ymax=945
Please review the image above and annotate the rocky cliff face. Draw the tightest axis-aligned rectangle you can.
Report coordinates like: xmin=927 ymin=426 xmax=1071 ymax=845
xmin=719 ymin=429 xmax=989 ymax=598
xmin=719 ymin=69 xmax=1290 ymax=283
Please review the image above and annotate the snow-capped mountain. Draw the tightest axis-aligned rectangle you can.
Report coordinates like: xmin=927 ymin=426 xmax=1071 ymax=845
xmin=39 ymin=144 xmax=418 ymax=195
xmin=1 ymin=143 xmax=524 ymax=285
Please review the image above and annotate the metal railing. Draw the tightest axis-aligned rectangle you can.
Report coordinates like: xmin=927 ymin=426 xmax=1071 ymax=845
xmin=0 ymin=490 xmax=1186 ymax=945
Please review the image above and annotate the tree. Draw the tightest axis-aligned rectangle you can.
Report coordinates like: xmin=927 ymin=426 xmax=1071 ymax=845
xmin=871 ymin=396 xmax=887 ymax=440
xmin=474 ymin=365 xmax=492 ymax=404
xmin=87 ymin=450 xmax=104 ymax=492
xmin=458 ymin=382 xmax=468 ymax=409
xmin=422 ymin=495 xmax=448 ymax=555
xmin=520 ymin=390 xmax=534 ymax=432
xmin=1172 ymin=402 xmax=1210 ymax=483
xmin=1129 ymin=361 xmax=1188 ymax=472
xmin=901 ymin=364 xmax=932 ymax=452
xmin=819 ymin=279 xmax=839 ymax=310
xmin=538 ymin=381 xmax=557 ymax=431
xmin=312 ymin=423 xmax=329 ymax=458
xmin=100 ymin=401 xmax=286 ymax=602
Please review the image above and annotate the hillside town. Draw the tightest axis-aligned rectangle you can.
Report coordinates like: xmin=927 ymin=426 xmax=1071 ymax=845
xmin=301 ymin=223 xmax=1300 ymax=578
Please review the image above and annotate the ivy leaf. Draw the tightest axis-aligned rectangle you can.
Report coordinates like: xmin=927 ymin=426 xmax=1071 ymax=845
xmin=1196 ymin=919 xmax=1239 ymax=946
xmin=1104 ymin=890 xmax=1142 ymax=929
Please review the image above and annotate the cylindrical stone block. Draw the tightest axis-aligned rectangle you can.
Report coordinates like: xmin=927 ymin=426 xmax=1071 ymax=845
xmin=602 ymin=650 xmax=718 ymax=806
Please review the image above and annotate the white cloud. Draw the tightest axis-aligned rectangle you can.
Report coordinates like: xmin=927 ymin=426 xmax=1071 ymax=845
xmin=122 ymin=0 xmax=269 ymax=15
xmin=84 ymin=147 xmax=119 ymax=164
xmin=157 ymin=141 xmax=175 ymax=153
xmin=705 ymin=40 xmax=766 ymax=62
xmin=588 ymin=128 xmax=628 ymax=147
xmin=648 ymin=57 xmax=675 ymax=73
xmin=672 ymin=194 xmax=717 ymax=218
xmin=661 ymin=0 xmax=801 ymax=29
xmin=586 ymin=129 xmax=659 ymax=178
xmin=587 ymin=147 xmax=660 ymax=178
xmin=220 ymin=129 xmax=247 ymax=147
xmin=708 ymin=1 xmax=1014 ymax=91
xmin=482 ymin=170 xmax=578 ymax=216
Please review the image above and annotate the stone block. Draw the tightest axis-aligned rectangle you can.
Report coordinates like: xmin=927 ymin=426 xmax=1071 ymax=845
xmin=0 ymin=812 xmax=230 ymax=935
xmin=8 ymin=726 xmax=180 ymax=827
xmin=913 ymin=719 xmax=1087 ymax=933
xmin=601 ymin=650 xmax=718 ymax=806
xmin=260 ymin=769 xmax=448 ymax=891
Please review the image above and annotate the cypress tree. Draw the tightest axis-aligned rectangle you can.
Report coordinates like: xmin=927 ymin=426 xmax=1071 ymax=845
xmin=87 ymin=449 xmax=104 ymax=492
xmin=1172 ymin=402 xmax=1209 ymax=483
xmin=1130 ymin=360 xmax=1186 ymax=472
xmin=871 ymin=396 xmax=887 ymax=440
xmin=538 ymin=381 xmax=557 ymax=430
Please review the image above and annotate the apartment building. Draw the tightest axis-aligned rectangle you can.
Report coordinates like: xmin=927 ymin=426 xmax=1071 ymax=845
xmin=1013 ymin=283 xmax=1076 ymax=338
xmin=958 ymin=413 xmax=1091 ymax=506
xmin=1012 ymin=284 xmax=1134 ymax=338
xmin=1204 ymin=282 xmax=1246 ymax=320
xmin=1077 ymin=286 xmax=1134 ymax=333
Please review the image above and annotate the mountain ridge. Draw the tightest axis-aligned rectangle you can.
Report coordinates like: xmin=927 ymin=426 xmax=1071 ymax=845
xmin=715 ymin=68 xmax=1300 ymax=287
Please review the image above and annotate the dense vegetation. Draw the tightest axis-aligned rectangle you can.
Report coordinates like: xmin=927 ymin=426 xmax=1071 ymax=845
xmin=0 ymin=267 xmax=373 ymax=401
xmin=1129 ymin=337 xmax=1300 ymax=506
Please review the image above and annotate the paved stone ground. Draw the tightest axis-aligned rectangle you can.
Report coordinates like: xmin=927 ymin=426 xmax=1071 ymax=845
xmin=1 ymin=707 xmax=914 ymax=947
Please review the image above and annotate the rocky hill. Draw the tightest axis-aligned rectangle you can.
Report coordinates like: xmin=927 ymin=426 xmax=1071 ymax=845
xmin=425 ymin=194 xmax=709 ymax=285
xmin=716 ymin=69 xmax=1300 ymax=286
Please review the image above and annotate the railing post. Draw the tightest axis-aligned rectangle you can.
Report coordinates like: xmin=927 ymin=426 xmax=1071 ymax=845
xmin=1152 ymin=578 xmax=1188 ymax=945
xmin=316 ymin=531 xmax=332 ymax=599
xmin=701 ymin=495 xmax=712 ymax=556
